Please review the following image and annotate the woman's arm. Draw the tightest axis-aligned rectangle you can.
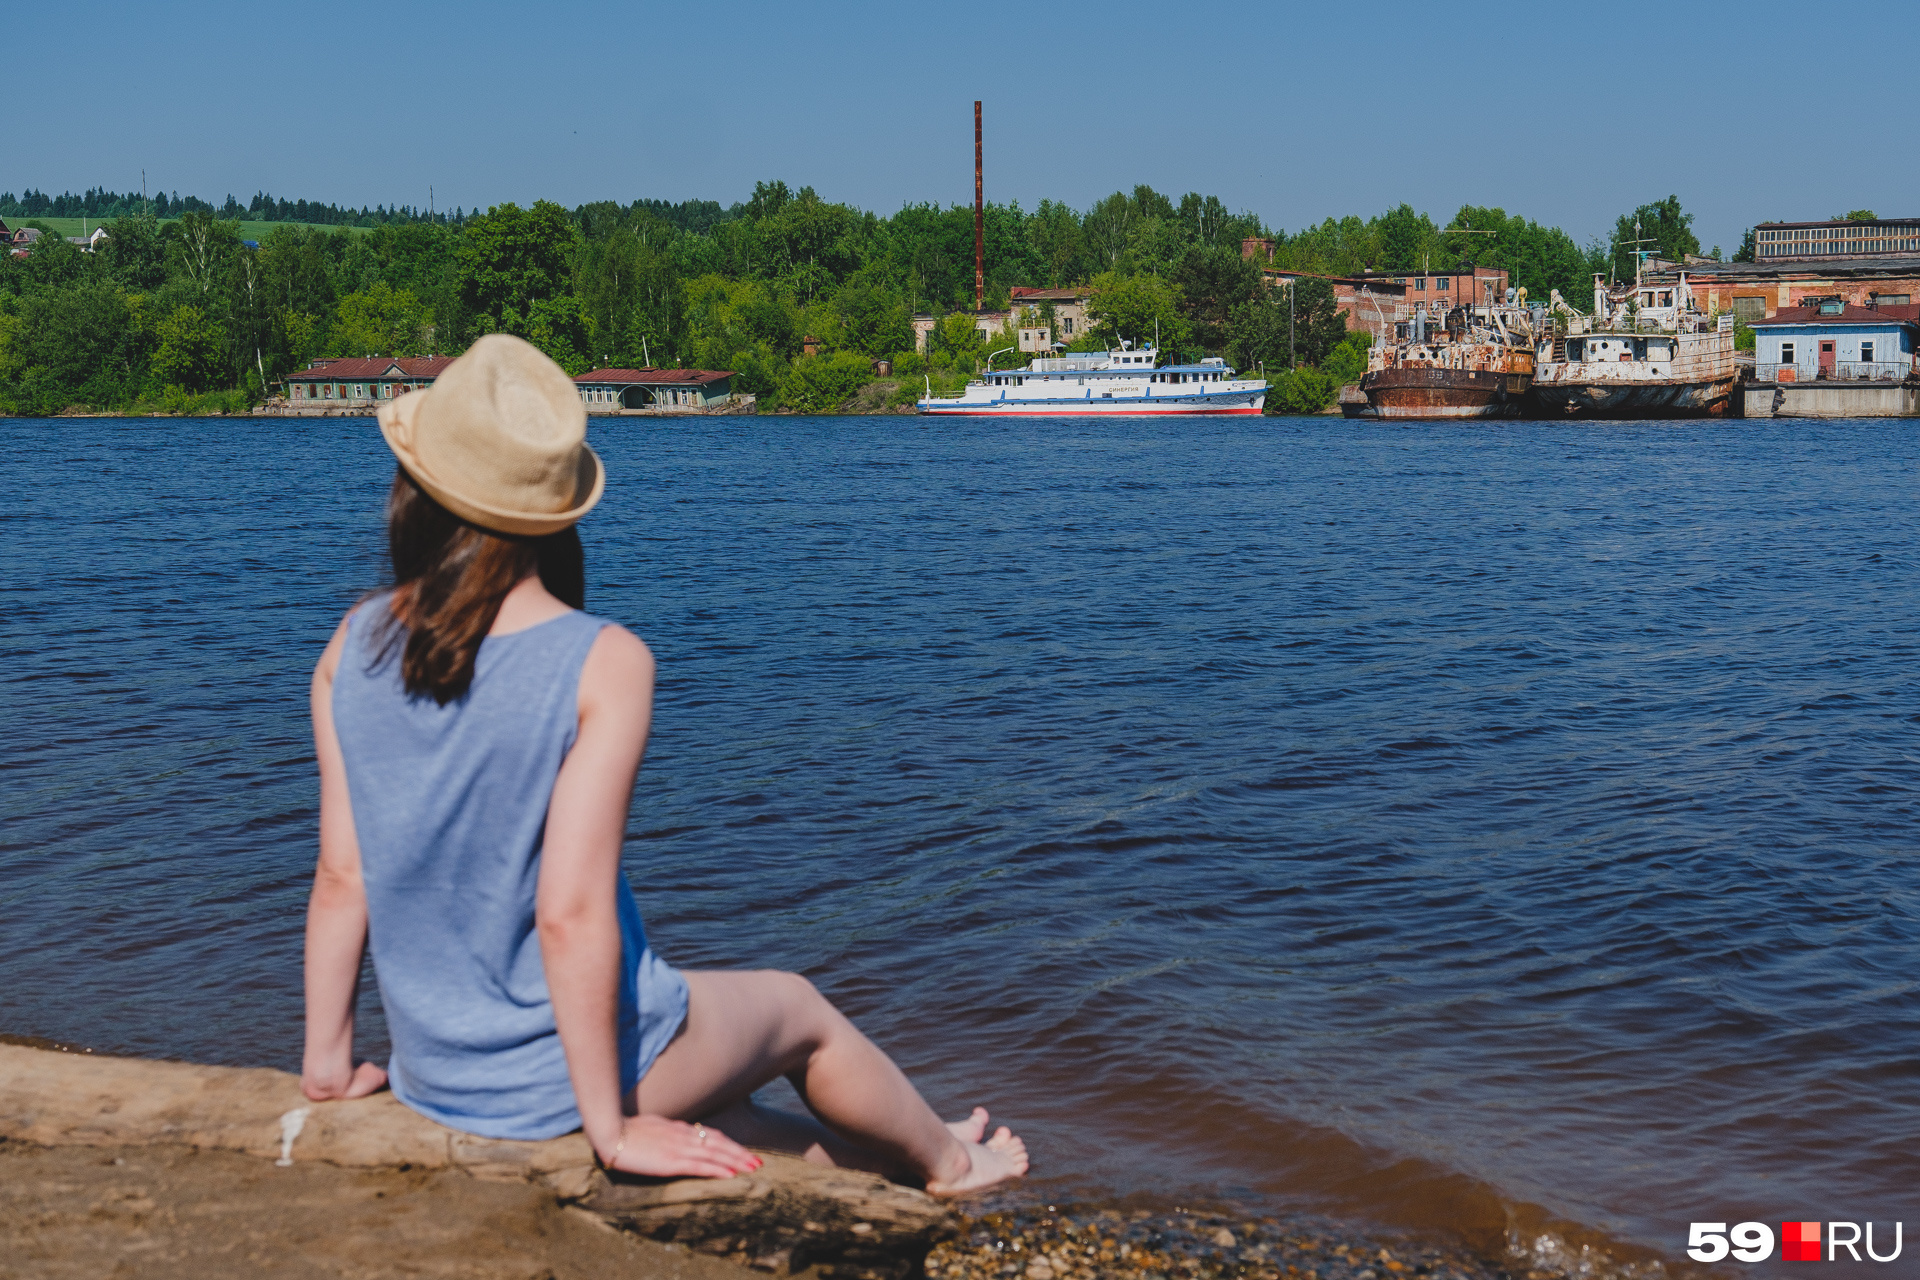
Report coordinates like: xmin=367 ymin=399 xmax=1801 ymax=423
xmin=539 ymin=624 xmax=755 ymax=1178
xmin=302 ymin=615 xmax=388 ymax=1101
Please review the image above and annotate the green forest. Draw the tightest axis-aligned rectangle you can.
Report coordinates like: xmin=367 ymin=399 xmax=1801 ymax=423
xmin=0 ymin=182 xmax=1702 ymax=416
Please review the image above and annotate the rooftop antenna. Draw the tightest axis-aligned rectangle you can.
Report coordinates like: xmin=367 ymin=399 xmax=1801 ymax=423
xmin=1615 ymin=215 xmax=1657 ymax=290
xmin=973 ymin=100 xmax=984 ymax=313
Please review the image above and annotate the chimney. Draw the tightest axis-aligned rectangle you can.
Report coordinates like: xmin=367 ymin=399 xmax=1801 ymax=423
xmin=974 ymin=100 xmax=984 ymax=313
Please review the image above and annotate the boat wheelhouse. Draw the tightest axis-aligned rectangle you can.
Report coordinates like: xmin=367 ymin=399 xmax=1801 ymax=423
xmin=917 ymin=343 xmax=1265 ymax=415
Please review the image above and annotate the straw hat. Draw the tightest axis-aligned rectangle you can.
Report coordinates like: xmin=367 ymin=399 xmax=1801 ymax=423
xmin=375 ymin=334 xmax=604 ymax=536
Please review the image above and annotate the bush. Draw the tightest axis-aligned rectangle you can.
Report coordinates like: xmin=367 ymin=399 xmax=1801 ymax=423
xmin=137 ymin=385 xmax=258 ymax=416
xmin=1268 ymin=366 xmax=1336 ymax=414
xmin=781 ymin=350 xmax=874 ymax=414
xmin=1322 ymin=331 xmax=1373 ymax=386
xmin=726 ymin=344 xmax=787 ymax=399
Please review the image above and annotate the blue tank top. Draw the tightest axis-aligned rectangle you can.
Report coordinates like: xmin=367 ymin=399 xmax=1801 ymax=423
xmin=331 ymin=598 xmax=688 ymax=1141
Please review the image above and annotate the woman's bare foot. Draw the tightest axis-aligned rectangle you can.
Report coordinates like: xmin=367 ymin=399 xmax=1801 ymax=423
xmin=946 ymin=1107 xmax=990 ymax=1144
xmin=925 ymin=1122 xmax=1028 ymax=1196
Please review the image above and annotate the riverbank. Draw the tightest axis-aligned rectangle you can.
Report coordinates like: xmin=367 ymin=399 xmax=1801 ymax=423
xmin=0 ymin=1141 xmax=1519 ymax=1280
xmin=0 ymin=1039 xmax=959 ymax=1279
xmin=0 ymin=1039 xmax=1520 ymax=1280
xmin=1 ymin=1140 xmax=728 ymax=1280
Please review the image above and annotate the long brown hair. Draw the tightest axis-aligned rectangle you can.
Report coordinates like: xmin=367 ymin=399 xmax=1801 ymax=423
xmin=374 ymin=466 xmax=585 ymax=704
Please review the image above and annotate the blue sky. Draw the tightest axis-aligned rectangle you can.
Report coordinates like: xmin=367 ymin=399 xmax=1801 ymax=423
xmin=9 ymin=0 xmax=1913 ymax=255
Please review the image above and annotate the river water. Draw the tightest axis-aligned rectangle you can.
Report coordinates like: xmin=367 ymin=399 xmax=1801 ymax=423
xmin=3 ymin=415 xmax=1916 ymax=1276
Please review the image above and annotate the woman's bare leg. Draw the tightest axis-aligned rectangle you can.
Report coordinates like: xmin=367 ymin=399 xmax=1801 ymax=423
xmin=698 ymin=1100 xmax=1000 ymax=1175
xmin=630 ymin=970 xmax=1027 ymax=1193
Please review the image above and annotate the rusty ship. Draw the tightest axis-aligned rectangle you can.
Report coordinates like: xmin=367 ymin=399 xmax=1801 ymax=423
xmin=1530 ymin=275 xmax=1737 ymax=417
xmin=1349 ymin=296 xmax=1536 ymax=419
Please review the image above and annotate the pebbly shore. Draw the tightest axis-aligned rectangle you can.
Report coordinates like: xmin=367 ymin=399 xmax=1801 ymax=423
xmin=929 ymin=1206 xmax=1524 ymax=1280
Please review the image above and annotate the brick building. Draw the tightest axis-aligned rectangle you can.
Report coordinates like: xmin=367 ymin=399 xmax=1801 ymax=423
xmin=1650 ymin=257 xmax=1920 ymax=323
xmin=1008 ymin=286 xmax=1093 ymax=350
xmin=1258 ymin=267 xmax=1510 ymax=342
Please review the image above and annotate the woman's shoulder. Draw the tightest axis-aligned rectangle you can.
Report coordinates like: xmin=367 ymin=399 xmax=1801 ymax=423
xmin=577 ymin=621 xmax=655 ymax=705
xmin=316 ymin=594 xmax=397 ymax=685
xmin=582 ymin=619 xmax=654 ymax=672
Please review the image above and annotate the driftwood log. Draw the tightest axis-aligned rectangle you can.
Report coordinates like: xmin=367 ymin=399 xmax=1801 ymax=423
xmin=0 ymin=1043 xmax=955 ymax=1278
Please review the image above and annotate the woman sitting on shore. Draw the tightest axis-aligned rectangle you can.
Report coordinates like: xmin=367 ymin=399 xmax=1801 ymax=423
xmin=298 ymin=336 xmax=1027 ymax=1192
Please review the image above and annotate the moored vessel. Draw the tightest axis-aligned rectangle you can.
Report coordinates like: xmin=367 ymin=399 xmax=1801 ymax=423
xmin=1530 ymin=275 xmax=1736 ymax=417
xmin=917 ymin=343 xmax=1265 ymax=415
xmin=1352 ymin=300 xmax=1536 ymax=419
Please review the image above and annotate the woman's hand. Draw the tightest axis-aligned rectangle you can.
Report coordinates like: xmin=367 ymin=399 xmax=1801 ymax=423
xmin=600 ymin=1115 xmax=763 ymax=1180
xmin=302 ymin=1059 xmax=389 ymax=1102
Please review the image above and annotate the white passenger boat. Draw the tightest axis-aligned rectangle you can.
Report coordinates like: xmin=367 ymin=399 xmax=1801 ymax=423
xmin=917 ymin=343 xmax=1265 ymax=415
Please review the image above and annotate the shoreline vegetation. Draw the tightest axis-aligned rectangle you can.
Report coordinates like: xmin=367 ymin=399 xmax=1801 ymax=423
xmin=1 ymin=183 xmax=1711 ymax=419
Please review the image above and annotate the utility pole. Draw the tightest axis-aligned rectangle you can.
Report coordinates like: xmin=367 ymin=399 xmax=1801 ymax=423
xmin=973 ymin=101 xmax=984 ymax=314
xmin=1289 ymin=280 xmax=1295 ymax=369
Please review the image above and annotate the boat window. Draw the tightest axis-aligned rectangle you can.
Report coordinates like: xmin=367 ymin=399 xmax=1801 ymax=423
xmin=1861 ymin=342 xmax=1875 ymax=363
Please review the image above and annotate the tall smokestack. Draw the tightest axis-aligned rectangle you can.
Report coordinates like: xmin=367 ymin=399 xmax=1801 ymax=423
xmin=974 ymin=100 xmax=984 ymax=313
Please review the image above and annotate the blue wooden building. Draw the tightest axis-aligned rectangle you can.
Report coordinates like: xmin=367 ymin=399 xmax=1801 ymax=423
xmin=1749 ymin=301 xmax=1918 ymax=382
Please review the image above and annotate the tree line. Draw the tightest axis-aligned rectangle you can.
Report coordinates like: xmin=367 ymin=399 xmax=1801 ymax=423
xmin=0 ymin=181 xmax=1704 ymax=416
xmin=0 ymin=187 xmax=455 ymax=228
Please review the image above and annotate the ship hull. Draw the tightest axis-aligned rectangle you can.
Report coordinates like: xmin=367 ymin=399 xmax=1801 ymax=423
xmin=1359 ymin=368 xmax=1531 ymax=419
xmin=920 ymin=393 xmax=1264 ymax=415
xmin=1531 ymin=375 xmax=1735 ymax=418
xmin=1531 ymin=328 xmax=1737 ymax=418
